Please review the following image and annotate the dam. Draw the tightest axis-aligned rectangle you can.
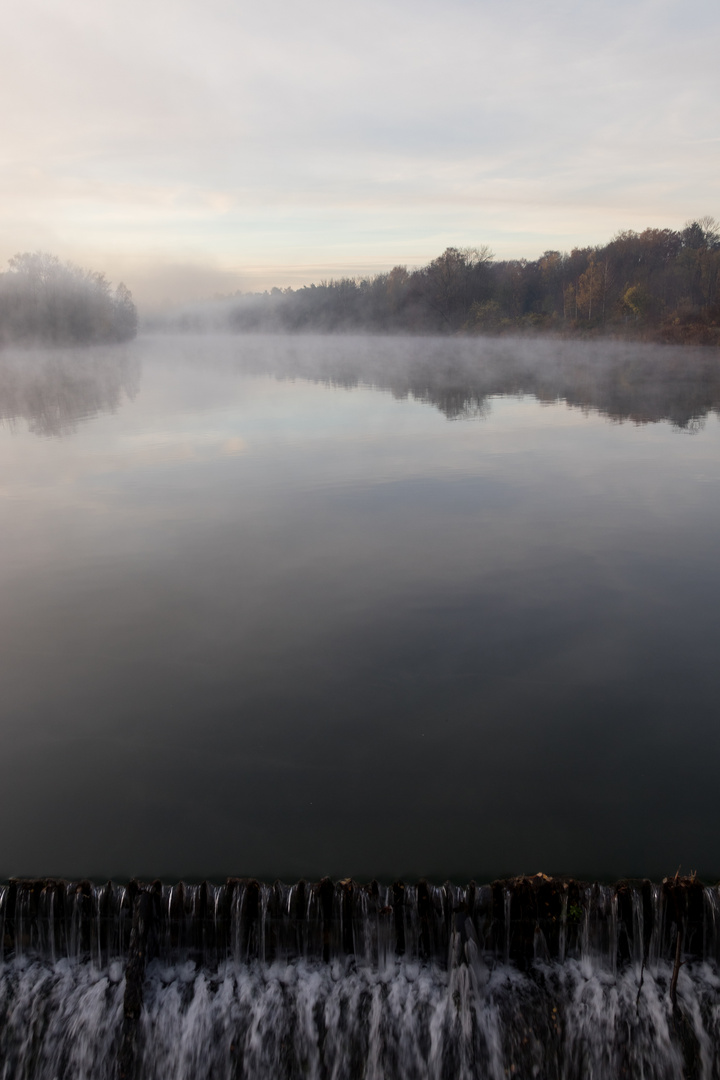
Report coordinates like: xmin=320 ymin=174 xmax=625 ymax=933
xmin=1 ymin=874 xmax=718 ymax=1079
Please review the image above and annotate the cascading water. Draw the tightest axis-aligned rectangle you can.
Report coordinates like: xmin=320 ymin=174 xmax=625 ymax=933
xmin=1 ymin=875 xmax=719 ymax=1079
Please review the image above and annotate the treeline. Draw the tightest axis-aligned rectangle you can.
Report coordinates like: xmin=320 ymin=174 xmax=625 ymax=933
xmin=165 ymin=218 xmax=720 ymax=344
xmin=0 ymin=253 xmax=138 ymax=346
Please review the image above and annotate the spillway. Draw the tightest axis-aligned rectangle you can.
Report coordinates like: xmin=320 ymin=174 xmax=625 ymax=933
xmin=1 ymin=875 xmax=719 ymax=1079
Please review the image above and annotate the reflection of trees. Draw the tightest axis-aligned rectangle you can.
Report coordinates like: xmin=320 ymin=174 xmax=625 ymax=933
xmin=225 ymin=335 xmax=720 ymax=429
xmin=3 ymin=335 xmax=716 ymax=436
xmin=0 ymin=346 xmax=141 ymax=437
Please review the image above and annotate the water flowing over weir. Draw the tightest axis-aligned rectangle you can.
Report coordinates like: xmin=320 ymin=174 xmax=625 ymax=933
xmin=2 ymin=877 xmax=720 ymax=1079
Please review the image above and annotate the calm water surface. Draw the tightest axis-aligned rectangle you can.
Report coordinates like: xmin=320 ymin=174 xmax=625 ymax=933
xmin=1 ymin=334 xmax=719 ymax=881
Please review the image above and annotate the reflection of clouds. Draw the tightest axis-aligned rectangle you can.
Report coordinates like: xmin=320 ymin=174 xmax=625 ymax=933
xmin=119 ymin=432 xmax=248 ymax=467
xmin=223 ymin=436 xmax=247 ymax=456
xmin=125 ymin=440 xmax=208 ymax=467
xmin=0 ymin=346 xmax=141 ymax=438
xmin=51 ymin=434 xmax=249 ymax=482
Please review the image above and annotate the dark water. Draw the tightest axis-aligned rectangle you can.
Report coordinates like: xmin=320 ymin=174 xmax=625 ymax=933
xmin=1 ymin=334 xmax=720 ymax=881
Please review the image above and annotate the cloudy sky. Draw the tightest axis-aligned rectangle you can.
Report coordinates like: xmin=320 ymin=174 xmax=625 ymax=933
xmin=1 ymin=0 xmax=718 ymax=307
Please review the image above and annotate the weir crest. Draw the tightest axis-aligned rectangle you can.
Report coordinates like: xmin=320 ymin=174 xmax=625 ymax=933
xmin=0 ymin=875 xmax=718 ymax=1079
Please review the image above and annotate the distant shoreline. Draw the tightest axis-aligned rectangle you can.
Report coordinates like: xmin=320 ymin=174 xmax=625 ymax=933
xmin=144 ymin=219 xmax=720 ymax=346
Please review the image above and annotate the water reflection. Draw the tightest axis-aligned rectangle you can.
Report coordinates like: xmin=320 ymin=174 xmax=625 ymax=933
xmin=1 ymin=335 xmax=720 ymax=882
xmin=146 ymin=333 xmax=720 ymax=429
xmin=0 ymin=345 xmax=140 ymax=437
xmin=2 ymin=335 xmax=719 ymax=437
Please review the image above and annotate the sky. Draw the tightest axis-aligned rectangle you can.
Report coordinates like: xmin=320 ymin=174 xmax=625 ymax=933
xmin=1 ymin=0 xmax=719 ymax=308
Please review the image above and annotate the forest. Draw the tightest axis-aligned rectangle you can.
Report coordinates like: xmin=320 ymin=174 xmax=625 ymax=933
xmin=165 ymin=217 xmax=720 ymax=344
xmin=2 ymin=221 xmax=718 ymax=346
xmin=0 ymin=253 xmax=137 ymax=345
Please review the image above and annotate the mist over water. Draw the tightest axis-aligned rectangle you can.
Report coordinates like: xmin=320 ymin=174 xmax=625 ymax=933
xmin=1 ymin=334 xmax=720 ymax=881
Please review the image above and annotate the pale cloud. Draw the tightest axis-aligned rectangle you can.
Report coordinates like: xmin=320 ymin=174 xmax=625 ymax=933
xmin=1 ymin=0 xmax=718 ymax=306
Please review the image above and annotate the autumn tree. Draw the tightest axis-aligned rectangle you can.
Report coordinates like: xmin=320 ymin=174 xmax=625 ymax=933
xmin=576 ymin=255 xmax=611 ymax=320
xmin=420 ymin=246 xmax=493 ymax=330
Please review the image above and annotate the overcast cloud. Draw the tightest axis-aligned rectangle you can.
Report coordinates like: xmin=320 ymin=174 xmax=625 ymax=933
xmin=1 ymin=0 xmax=718 ymax=306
